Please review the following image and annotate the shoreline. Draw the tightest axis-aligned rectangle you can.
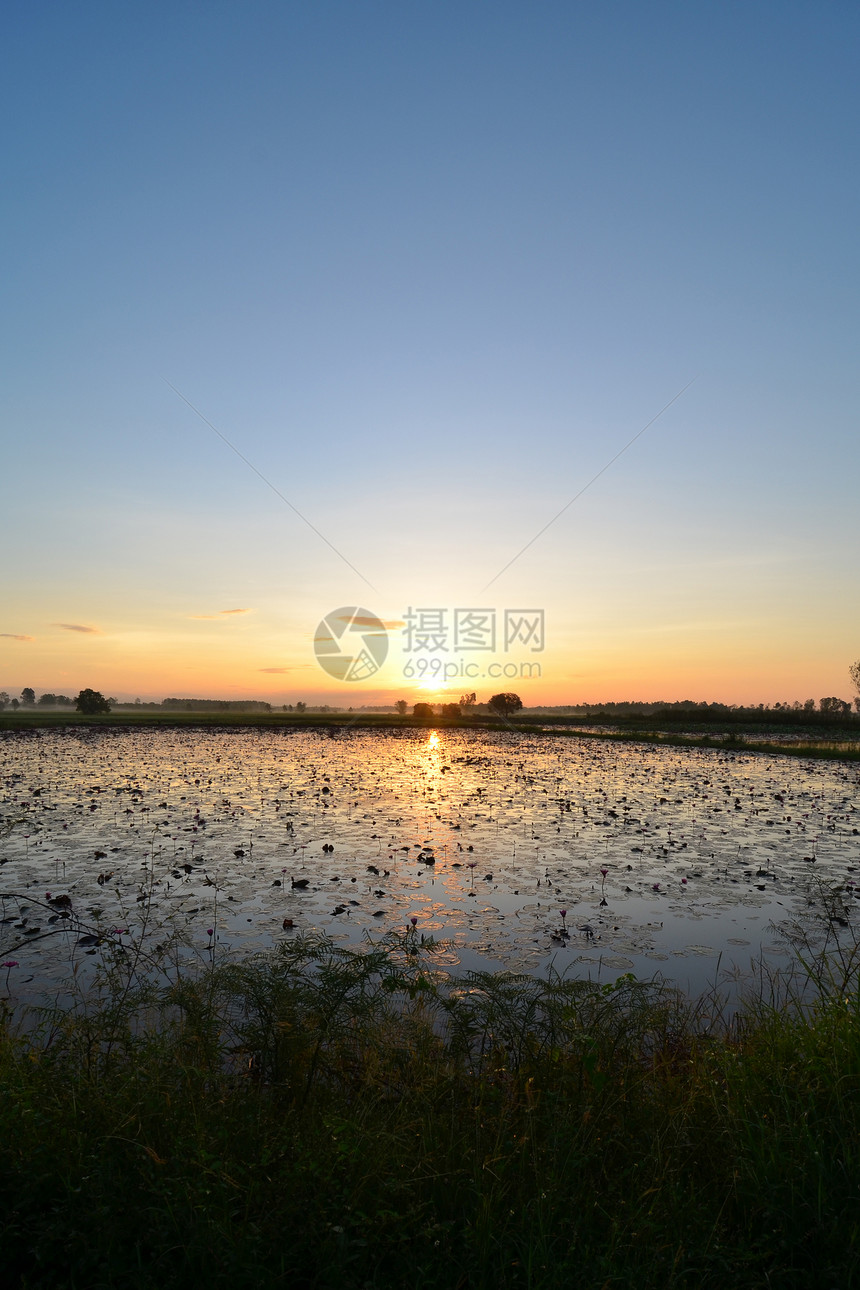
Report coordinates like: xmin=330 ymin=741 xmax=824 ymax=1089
xmin=2 ymin=708 xmax=859 ymax=761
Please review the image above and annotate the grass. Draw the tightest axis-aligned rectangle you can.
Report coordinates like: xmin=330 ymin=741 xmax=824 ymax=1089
xmin=2 ymin=926 xmax=860 ymax=1288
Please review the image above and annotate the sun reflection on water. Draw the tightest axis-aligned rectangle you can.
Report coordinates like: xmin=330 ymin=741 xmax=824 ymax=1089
xmin=0 ymin=724 xmax=857 ymax=1007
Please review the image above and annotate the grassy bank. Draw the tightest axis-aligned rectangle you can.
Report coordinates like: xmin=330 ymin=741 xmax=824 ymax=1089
xmin=1 ymin=932 xmax=859 ymax=1288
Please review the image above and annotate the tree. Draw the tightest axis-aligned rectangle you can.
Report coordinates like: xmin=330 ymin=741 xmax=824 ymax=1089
xmin=460 ymin=692 xmax=476 ymax=707
xmin=38 ymin=693 xmax=57 ymax=706
xmin=0 ymin=692 xmax=8 ymax=710
xmin=395 ymin=700 xmax=408 ymax=716
xmin=295 ymin=701 xmax=307 ymax=713
xmin=820 ymin=697 xmax=851 ymax=716
xmin=440 ymin=703 xmax=461 ymax=718
xmin=20 ymin=688 xmax=35 ymax=706
xmin=413 ymin=702 xmax=434 ymax=719
xmin=488 ymin=692 xmax=523 ymax=717
xmin=75 ymin=689 xmax=111 ymax=714
xmin=850 ymin=659 xmax=860 ymax=698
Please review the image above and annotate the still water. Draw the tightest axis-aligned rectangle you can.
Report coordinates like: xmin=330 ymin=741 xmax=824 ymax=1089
xmin=2 ymin=725 xmax=858 ymax=1004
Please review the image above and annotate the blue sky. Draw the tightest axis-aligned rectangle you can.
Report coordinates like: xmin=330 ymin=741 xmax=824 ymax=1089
xmin=1 ymin=1 xmax=858 ymax=704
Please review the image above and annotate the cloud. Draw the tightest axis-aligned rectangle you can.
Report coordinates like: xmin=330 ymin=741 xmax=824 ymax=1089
xmin=54 ymin=623 xmax=100 ymax=634
xmin=0 ymin=633 xmax=34 ymax=642
xmin=334 ymin=615 xmax=403 ymax=630
xmin=190 ymin=608 xmax=253 ymax=620
xmin=259 ymin=667 xmax=290 ymax=674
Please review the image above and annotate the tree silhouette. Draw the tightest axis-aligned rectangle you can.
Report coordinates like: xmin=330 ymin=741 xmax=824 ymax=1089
xmin=413 ymin=702 xmax=434 ymax=719
xmin=20 ymin=688 xmax=35 ymax=706
xmin=395 ymin=700 xmax=408 ymax=716
xmin=75 ymin=689 xmax=111 ymax=714
xmin=820 ymin=696 xmax=851 ymax=716
xmin=488 ymin=692 xmax=523 ymax=717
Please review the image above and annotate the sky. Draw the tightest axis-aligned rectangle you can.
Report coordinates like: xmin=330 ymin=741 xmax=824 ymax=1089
xmin=1 ymin=1 xmax=858 ymax=708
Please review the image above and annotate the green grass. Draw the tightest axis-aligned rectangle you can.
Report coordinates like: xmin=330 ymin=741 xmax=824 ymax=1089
xmin=2 ymin=930 xmax=860 ymax=1288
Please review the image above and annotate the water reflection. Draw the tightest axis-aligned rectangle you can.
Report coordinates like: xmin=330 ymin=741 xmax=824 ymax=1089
xmin=1 ymin=725 xmax=858 ymax=1004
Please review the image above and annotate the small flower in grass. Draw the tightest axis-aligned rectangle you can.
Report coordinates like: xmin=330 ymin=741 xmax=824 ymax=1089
xmin=206 ymin=928 xmax=214 ymax=937
xmin=410 ymin=917 xmax=418 ymax=927
xmin=3 ymin=960 xmax=19 ymax=990
xmin=559 ymin=908 xmax=568 ymax=930
xmin=113 ymin=927 xmax=128 ymax=936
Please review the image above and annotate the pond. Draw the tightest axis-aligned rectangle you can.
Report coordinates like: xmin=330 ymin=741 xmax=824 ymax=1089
xmin=1 ymin=725 xmax=858 ymax=1006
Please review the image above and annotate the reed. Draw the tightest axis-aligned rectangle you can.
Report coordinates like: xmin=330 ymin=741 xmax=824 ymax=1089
xmin=1 ymin=922 xmax=859 ymax=1288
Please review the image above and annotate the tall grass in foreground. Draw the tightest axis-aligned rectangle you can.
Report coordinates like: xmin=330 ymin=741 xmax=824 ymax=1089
xmin=1 ymin=929 xmax=859 ymax=1289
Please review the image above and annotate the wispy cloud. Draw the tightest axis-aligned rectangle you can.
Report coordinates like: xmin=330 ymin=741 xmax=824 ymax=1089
xmin=190 ymin=608 xmax=253 ymax=620
xmin=54 ymin=623 xmax=101 ymax=634
xmin=258 ymin=665 xmax=313 ymax=673
xmin=0 ymin=633 xmax=34 ymax=642
xmin=334 ymin=615 xmax=404 ymax=630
